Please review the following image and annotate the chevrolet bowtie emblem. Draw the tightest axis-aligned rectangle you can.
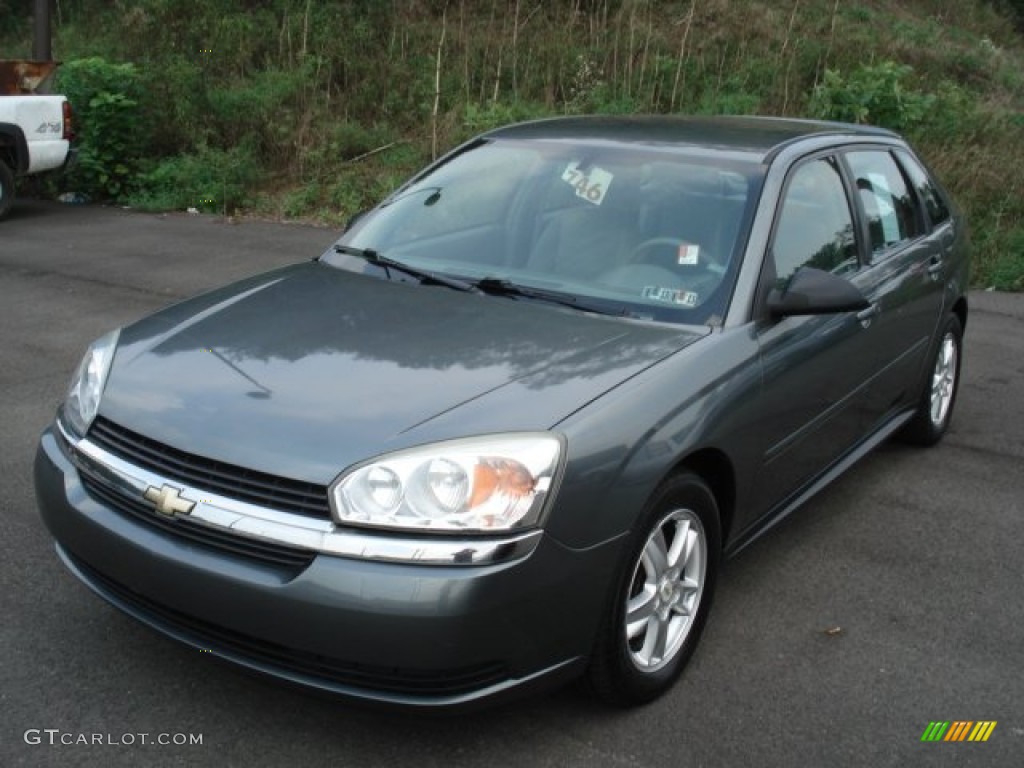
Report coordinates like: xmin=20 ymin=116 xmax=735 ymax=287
xmin=143 ymin=484 xmax=196 ymax=517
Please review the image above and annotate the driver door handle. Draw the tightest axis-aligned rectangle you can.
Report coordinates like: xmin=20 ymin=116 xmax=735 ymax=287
xmin=857 ymin=303 xmax=880 ymax=328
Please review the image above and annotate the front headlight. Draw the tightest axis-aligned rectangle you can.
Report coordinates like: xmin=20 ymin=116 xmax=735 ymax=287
xmin=61 ymin=329 xmax=119 ymax=437
xmin=330 ymin=434 xmax=562 ymax=533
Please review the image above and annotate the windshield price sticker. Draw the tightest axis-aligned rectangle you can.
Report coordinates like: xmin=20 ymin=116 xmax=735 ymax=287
xmin=677 ymin=243 xmax=701 ymax=265
xmin=562 ymin=162 xmax=614 ymax=206
xmin=642 ymin=286 xmax=700 ymax=307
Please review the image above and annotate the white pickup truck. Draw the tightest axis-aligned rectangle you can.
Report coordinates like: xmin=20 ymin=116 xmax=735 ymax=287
xmin=0 ymin=60 xmax=75 ymax=219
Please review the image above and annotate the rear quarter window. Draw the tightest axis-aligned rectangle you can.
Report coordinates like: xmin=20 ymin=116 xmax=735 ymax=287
xmin=894 ymin=149 xmax=951 ymax=229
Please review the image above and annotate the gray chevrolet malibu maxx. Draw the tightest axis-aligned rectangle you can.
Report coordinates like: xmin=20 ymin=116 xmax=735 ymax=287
xmin=36 ymin=116 xmax=968 ymax=709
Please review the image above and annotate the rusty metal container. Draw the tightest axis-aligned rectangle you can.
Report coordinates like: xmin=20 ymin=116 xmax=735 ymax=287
xmin=0 ymin=59 xmax=60 ymax=95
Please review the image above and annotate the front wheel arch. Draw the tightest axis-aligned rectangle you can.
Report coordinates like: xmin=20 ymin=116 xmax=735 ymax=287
xmin=675 ymin=448 xmax=735 ymax=546
xmin=587 ymin=472 xmax=722 ymax=706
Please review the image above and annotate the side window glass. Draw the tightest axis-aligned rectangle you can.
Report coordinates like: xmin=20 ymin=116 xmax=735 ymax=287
xmin=772 ymin=157 xmax=858 ymax=285
xmin=846 ymin=150 xmax=922 ymax=254
xmin=895 ymin=149 xmax=950 ymax=228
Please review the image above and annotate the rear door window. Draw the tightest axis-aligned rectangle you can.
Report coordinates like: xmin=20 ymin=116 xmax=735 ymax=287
xmin=845 ymin=150 xmax=923 ymax=255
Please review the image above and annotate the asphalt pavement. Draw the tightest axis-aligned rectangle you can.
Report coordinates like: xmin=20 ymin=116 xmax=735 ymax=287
xmin=2 ymin=200 xmax=1022 ymax=767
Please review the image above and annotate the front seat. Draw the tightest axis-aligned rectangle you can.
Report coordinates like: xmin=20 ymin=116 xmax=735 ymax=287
xmin=527 ymin=173 xmax=638 ymax=280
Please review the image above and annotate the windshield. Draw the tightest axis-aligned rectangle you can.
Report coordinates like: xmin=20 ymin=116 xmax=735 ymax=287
xmin=329 ymin=138 xmax=764 ymax=325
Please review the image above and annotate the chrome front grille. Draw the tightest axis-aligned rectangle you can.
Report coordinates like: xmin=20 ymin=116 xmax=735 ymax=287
xmin=79 ymin=473 xmax=315 ymax=570
xmin=88 ymin=416 xmax=331 ymax=520
xmin=63 ymin=418 xmax=543 ymax=567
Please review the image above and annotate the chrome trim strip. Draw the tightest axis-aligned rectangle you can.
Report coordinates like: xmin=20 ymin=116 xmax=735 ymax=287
xmin=60 ymin=420 xmax=542 ymax=566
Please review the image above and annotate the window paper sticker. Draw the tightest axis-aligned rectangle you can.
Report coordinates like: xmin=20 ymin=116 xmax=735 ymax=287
xmin=642 ymin=286 xmax=674 ymax=303
xmin=642 ymin=286 xmax=699 ymax=306
xmin=677 ymin=242 xmax=701 ymax=265
xmin=562 ymin=162 xmax=614 ymax=206
xmin=867 ymin=171 xmax=900 ymax=244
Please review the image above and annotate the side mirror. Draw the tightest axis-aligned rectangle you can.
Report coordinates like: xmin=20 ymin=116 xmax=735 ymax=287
xmin=767 ymin=267 xmax=870 ymax=318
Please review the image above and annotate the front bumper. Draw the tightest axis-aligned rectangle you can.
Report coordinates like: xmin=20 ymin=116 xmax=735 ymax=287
xmin=35 ymin=425 xmax=622 ymax=710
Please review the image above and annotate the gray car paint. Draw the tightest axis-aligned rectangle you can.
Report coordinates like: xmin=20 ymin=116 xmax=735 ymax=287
xmin=100 ymin=261 xmax=705 ymax=490
xmin=35 ymin=116 xmax=970 ymax=708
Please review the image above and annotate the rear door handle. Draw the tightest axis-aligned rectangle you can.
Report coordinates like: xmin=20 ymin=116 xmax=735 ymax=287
xmin=857 ymin=303 xmax=880 ymax=328
xmin=927 ymin=256 xmax=944 ymax=280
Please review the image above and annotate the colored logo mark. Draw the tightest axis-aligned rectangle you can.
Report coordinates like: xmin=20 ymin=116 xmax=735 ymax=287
xmin=921 ymin=721 xmax=997 ymax=742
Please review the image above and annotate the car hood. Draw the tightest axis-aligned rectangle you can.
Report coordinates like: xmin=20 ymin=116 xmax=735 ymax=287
xmin=98 ymin=262 xmax=704 ymax=484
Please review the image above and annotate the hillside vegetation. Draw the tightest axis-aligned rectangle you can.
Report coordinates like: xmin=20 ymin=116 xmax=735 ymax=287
xmin=3 ymin=0 xmax=1023 ymax=288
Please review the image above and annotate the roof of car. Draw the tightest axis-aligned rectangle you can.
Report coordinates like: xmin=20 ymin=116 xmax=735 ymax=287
xmin=483 ymin=115 xmax=900 ymax=162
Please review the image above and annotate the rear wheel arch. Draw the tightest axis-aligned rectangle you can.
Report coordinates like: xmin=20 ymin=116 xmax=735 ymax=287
xmin=0 ymin=123 xmax=29 ymax=174
xmin=951 ymin=295 xmax=967 ymax=335
xmin=899 ymin=311 xmax=963 ymax=446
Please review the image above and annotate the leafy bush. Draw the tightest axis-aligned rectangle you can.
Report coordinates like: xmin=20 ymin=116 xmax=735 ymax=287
xmin=808 ymin=62 xmax=936 ymax=132
xmin=282 ymin=183 xmax=322 ymax=219
xmin=134 ymin=56 xmax=207 ymax=157
xmin=127 ymin=144 xmax=263 ymax=213
xmin=58 ymin=57 xmax=146 ymax=199
xmin=207 ymin=66 xmax=312 ymax=160
xmin=912 ymin=81 xmax=980 ymax=142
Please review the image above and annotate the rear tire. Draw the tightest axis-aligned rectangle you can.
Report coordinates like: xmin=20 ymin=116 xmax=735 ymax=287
xmin=587 ymin=473 xmax=721 ymax=706
xmin=899 ymin=313 xmax=963 ymax=446
xmin=0 ymin=160 xmax=14 ymax=220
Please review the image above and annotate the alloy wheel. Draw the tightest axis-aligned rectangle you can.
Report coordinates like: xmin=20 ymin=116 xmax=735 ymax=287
xmin=930 ymin=331 xmax=958 ymax=427
xmin=625 ymin=508 xmax=706 ymax=672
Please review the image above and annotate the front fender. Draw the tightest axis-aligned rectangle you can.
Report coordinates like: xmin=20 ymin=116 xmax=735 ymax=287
xmin=547 ymin=328 xmax=760 ymax=551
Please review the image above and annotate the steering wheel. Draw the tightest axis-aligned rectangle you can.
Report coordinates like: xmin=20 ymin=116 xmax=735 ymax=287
xmin=627 ymin=237 xmax=713 ymax=268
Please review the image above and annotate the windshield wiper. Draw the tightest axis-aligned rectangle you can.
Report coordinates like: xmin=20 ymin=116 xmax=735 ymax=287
xmin=473 ymin=277 xmax=621 ymax=315
xmin=333 ymin=244 xmax=478 ymax=293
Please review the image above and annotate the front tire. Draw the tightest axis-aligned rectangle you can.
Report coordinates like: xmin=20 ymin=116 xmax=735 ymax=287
xmin=0 ymin=160 xmax=14 ymax=220
xmin=588 ymin=473 xmax=721 ymax=706
xmin=899 ymin=313 xmax=963 ymax=446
